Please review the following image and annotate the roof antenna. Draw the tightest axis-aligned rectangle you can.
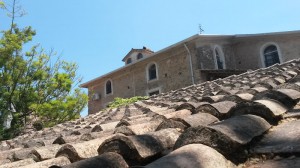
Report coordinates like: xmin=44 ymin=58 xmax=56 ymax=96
xmin=199 ymin=24 xmax=204 ymax=34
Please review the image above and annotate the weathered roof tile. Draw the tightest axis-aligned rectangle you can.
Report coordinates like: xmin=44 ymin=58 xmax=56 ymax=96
xmin=247 ymin=157 xmax=300 ymax=168
xmin=1 ymin=59 xmax=300 ymax=167
xmin=277 ymin=88 xmax=300 ymax=101
xmin=33 ymin=144 xmax=61 ymax=161
xmin=145 ymin=144 xmax=236 ymax=168
xmin=54 ymin=152 xmax=128 ymax=168
xmin=172 ymin=112 xmax=219 ymax=128
xmin=253 ymin=90 xmax=297 ymax=108
xmin=0 ymin=158 xmax=35 ymax=168
xmin=55 ymin=134 xmax=116 ymax=162
xmin=254 ymin=99 xmax=287 ymax=116
xmin=196 ymin=101 xmax=237 ymax=119
xmin=174 ymin=115 xmax=271 ymax=163
xmin=98 ymin=128 xmax=180 ymax=166
xmin=201 ymin=95 xmax=225 ymax=103
xmin=164 ymin=109 xmax=192 ymax=119
xmin=19 ymin=156 xmax=70 ymax=168
xmin=114 ymin=120 xmax=162 ymax=135
xmin=252 ymin=119 xmax=300 ymax=155
xmin=227 ymin=101 xmax=284 ymax=124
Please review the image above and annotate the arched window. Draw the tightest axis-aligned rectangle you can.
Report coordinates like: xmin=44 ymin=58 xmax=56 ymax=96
xmin=126 ymin=58 xmax=132 ymax=64
xmin=105 ymin=80 xmax=112 ymax=95
xmin=147 ymin=63 xmax=158 ymax=81
xmin=214 ymin=46 xmax=226 ymax=69
xmin=137 ymin=53 xmax=143 ymax=60
xmin=263 ymin=45 xmax=280 ymax=67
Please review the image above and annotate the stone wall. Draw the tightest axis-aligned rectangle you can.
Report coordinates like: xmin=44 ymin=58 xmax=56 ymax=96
xmin=87 ymin=43 xmax=194 ymax=114
xmin=85 ymin=32 xmax=300 ymax=114
xmin=234 ymin=33 xmax=300 ymax=69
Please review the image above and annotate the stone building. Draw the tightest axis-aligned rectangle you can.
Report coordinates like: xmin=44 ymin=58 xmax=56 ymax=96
xmin=81 ymin=30 xmax=300 ymax=114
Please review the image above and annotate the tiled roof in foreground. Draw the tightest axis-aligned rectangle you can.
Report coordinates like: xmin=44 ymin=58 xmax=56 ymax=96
xmin=1 ymin=59 xmax=300 ymax=168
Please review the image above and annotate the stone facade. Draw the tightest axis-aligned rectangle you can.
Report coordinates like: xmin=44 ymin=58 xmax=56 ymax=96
xmin=81 ymin=31 xmax=300 ymax=114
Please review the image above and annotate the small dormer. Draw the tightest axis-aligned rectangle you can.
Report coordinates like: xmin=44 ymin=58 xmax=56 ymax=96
xmin=122 ymin=46 xmax=154 ymax=65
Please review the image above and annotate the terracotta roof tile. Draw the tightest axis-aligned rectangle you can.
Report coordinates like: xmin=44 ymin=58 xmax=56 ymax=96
xmin=1 ymin=58 xmax=300 ymax=167
xmin=55 ymin=152 xmax=129 ymax=168
xmin=145 ymin=144 xmax=236 ymax=168
xmin=55 ymin=134 xmax=116 ymax=162
xmin=252 ymin=119 xmax=300 ymax=155
xmin=174 ymin=115 xmax=271 ymax=163
xmin=114 ymin=120 xmax=162 ymax=135
xmin=196 ymin=101 xmax=237 ymax=119
xmin=247 ymin=157 xmax=300 ymax=168
xmin=98 ymin=128 xmax=181 ymax=166
xmin=0 ymin=158 xmax=35 ymax=168
xmin=20 ymin=156 xmax=70 ymax=168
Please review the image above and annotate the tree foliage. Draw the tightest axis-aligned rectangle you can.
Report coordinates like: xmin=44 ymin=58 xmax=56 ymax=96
xmin=0 ymin=1 xmax=88 ymax=140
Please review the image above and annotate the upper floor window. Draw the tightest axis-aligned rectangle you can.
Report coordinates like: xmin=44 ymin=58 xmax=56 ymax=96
xmin=137 ymin=53 xmax=143 ymax=60
xmin=214 ymin=46 xmax=226 ymax=69
xmin=147 ymin=63 xmax=158 ymax=81
xmin=105 ymin=80 xmax=112 ymax=95
xmin=263 ymin=45 xmax=280 ymax=67
xmin=126 ymin=58 xmax=132 ymax=64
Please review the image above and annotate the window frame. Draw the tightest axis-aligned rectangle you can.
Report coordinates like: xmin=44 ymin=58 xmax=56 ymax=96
xmin=147 ymin=87 xmax=161 ymax=96
xmin=104 ymin=79 xmax=113 ymax=96
xmin=126 ymin=58 xmax=132 ymax=64
xmin=213 ymin=45 xmax=226 ymax=70
xmin=137 ymin=53 xmax=143 ymax=60
xmin=260 ymin=43 xmax=282 ymax=68
xmin=146 ymin=62 xmax=158 ymax=82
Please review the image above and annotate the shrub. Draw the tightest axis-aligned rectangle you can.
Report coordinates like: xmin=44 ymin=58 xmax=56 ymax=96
xmin=108 ymin=96 xmax=148 ymax=109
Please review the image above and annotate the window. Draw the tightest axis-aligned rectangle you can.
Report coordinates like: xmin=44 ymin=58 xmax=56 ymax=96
xmin=214 ymin=46 xmax=226 ymax=70
xmin=105 ymin=80 xmax=112 ymax=95
xmin=149 ymin=90 xmax=159 ymax=96
xmin=126 ymin=58 xmax=132 ymax=64
xmin=147 ymin=87 xmax=161 ymax=96
xmin=137 ymin=53 xmax=143 ymax=60
xmin=148 ymin=63 xmax=157 ymax=81
xmin=215 ymin=50 xmax=223 ymax=69
xmin=263 ymin=45 xmax=280 ymax=67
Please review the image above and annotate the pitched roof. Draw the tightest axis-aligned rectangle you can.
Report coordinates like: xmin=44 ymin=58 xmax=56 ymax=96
xmin=1 ymin=59 xmax=300 ymax=168
xmin=81 ymin=30 xmax=300 ymax=88
xmin=121 ymin=46 xmax=154 ymax=62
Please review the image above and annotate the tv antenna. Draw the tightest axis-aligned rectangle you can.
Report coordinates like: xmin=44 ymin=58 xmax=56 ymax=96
xmin=199 ymin=24 xmax=204 ymax=34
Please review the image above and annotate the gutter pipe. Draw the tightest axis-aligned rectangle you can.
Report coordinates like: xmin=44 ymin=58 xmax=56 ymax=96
xmin=184 ymin=43 xmax=195 ymax=85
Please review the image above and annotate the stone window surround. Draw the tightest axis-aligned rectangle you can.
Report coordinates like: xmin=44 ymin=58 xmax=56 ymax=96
xmin=146 ymin=62 xmax=159 ymax=83
xmin=146 ymin=87 xmax=161 ymax=96
xmin=126 ymin=58 xmax=132 ymax=64
xmin=213 ymin=45 xmax=226 ymax=70
xmin=260 ymin=42 xmax=283 ymax=68
xmin=104 ymin=79 xmax=113 ymax=97
xmin=137 ymin=53 xmax=143 ymax=60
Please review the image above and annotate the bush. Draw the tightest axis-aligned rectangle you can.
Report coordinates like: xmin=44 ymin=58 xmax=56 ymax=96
xmin=108 ymin=96 xmax=148 ymax=109
xmin=33 ymin=121 xmax=43 ymax=131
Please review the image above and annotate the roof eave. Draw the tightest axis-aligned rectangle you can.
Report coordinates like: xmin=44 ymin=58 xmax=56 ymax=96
xmin=235 ymin=30 xmax=300 ymax=38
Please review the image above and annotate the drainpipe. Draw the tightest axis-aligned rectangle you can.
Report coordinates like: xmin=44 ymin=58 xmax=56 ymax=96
xmin=184 ymin=43 xmax=195 ymax=85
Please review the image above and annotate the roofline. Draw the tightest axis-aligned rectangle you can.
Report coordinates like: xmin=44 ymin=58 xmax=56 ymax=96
xmin=196 ymin=30 xmax=300 ymax=38
xmin=80 ymin=30 xmax=300 ymax=88
xmin=235 ymin=30 xmax=300 ymax=38
xmin=121 ymin=48 xmax=154 ymax=62
xmin=80 ymin=34 xmax=200 ymax=88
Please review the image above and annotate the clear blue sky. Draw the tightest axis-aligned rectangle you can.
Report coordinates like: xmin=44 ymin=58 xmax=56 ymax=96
xmin=1 ymin=0 xmax=300 ymax=116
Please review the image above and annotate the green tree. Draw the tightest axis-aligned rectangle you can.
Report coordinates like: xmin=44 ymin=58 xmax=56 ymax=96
xmin=0 ymin=0 xmax=88 ymax=140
